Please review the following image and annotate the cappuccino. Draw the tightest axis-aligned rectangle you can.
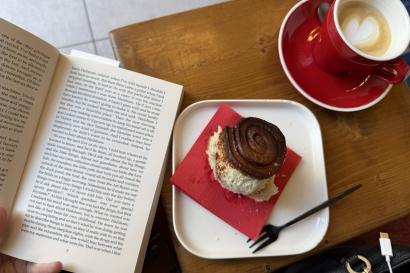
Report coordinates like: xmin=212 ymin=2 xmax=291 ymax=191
xmin=339 ymin=1 xmax=391 ymax=57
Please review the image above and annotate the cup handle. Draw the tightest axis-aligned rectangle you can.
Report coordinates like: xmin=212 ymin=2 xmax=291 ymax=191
xmin=307 ymin=0 xmax=334 ymax=18
xmin=373 ymin=58 xmax=410 ymax=84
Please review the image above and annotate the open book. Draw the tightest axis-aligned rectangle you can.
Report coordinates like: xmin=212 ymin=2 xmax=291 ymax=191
xmin=0 ymin=19 xmax=183 ymax=273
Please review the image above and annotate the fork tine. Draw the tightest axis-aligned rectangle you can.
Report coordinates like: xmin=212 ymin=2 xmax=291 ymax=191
xmin=247 ymin=225 xmax=268 ymax=243
xmin=252 ymin=237 xmax=275 ymax=253
xmin=248 ymin=232 xmax=269 ymax=248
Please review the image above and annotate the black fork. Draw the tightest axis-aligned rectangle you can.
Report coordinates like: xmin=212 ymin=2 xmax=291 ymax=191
xmin=248 ymin=184 xmax=362 ymax=253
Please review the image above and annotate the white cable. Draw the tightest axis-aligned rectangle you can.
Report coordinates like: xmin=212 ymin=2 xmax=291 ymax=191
xmin=380 ymin=232 xmax=393 ymax=273
xmin=386 ymin=256 xmax=393 ymax=273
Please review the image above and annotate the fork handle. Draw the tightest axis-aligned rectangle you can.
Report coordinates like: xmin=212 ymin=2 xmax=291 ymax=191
xmin=281 ymin=184 xmax=362 ymax=229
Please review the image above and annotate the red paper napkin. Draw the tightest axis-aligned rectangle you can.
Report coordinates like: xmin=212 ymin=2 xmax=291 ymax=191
xmin=171 ymin=104 xmax=302 ymax=239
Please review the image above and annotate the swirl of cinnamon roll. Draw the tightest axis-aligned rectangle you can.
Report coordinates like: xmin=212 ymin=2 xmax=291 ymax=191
xmin=223 ymin=117 xmax=286 ymax=179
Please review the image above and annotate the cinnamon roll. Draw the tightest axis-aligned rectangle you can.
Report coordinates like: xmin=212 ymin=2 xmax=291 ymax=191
xmin=206 ymin=117 xmax=286 ymax=202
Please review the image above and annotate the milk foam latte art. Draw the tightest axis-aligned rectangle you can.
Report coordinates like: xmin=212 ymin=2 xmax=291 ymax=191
xmin=339 ymin=1 xmax=391 ymax=57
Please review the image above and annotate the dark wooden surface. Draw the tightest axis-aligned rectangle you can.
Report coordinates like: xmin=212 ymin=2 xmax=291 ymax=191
xmin=141 ymin=203 xmax=181 ymax=273
xmin=109 ymin=0 xmax=410 ymax=272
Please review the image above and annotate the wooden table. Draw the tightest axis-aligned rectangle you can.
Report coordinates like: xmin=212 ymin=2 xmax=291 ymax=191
xmin=109 ymin=0 xmax=410 ymax=272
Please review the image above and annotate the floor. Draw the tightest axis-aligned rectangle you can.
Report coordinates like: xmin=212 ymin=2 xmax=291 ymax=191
xmin=0 ymin=0 xmax=224 ymax=59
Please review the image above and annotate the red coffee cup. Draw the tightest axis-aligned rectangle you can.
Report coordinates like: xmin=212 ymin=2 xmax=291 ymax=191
xmin=310 ymin=0 xmax=410 ymax=84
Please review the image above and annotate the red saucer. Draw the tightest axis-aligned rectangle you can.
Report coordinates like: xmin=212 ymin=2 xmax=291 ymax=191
xmin=278 ymin=0 xmax=392 ymax=112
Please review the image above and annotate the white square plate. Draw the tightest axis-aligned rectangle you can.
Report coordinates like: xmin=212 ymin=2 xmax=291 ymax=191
xmin=172 ymin=100 xmax=328 ymax=258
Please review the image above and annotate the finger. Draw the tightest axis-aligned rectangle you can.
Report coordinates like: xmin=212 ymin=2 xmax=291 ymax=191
xmin=27 ymin=261 xmax=63 ymax=273
xmin=0 ymin=207 xmax=7 ymax=238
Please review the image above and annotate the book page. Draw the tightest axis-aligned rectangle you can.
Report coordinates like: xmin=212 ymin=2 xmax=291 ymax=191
xmin=0 ymin=19 xmax=59 ymax=213
xmin=1 ymin=55 xmax=183 ymax=273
